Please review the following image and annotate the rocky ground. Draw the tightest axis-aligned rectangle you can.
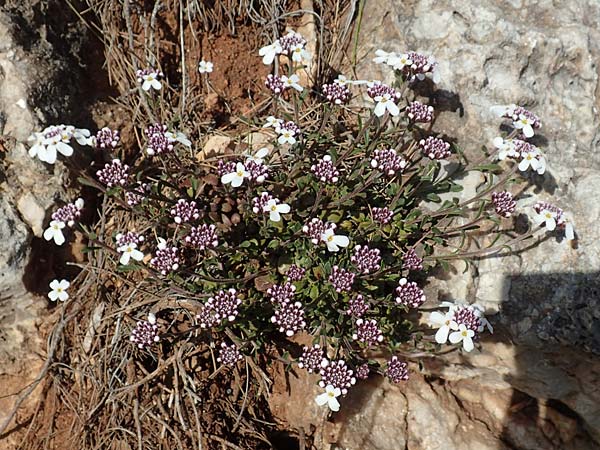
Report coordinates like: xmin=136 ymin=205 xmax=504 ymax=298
xmin=1 ymin=0 xmax=599 ymax=449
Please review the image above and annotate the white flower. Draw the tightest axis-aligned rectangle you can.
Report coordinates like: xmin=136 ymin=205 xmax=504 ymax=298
xmin=281 ymin=74 xmax=303 ymax=92
xmin=315 ymin=384 xmax=341 ymax=412
xmin=263 ymin=199 xmax=290 ymax=222
xmin=563 ymin=216 xmax=575 ymax=241
xmin=373 ymin=93 xmax=399 ymax=117
xmin=148 ymin=312 xmax=157 ymax=325
xmin=75 ymin=198 xmax=84 ymax=210
xmin=373 ymin=49 xmax=396 ymax=64
xmin=72 ymin=127 xmax=91 ymax=145
xmin=48 ymin=279 xmax=70 ymax=302
xmin=277 ymin=130 xmax=296 ymax=145
xmin=517 ymin=151 xmax=542 ymax=173
xmin=321 ymin=228 xmax=350 ymax=252
xmin=117 ymin=242 xmax=145 ymax=265
xmin=263 ymin=116 xmax=283 ymax=128
xmin=258 ymin=41 xmax=282 ymax=65
xmin=449 ymin=323 xmax=475 ymax=352
xmin=533 ymin=207 xmax=557 ymax=232
xmin=221 ymin=162 xmax=249 ymax=188
xmin=490 ymin=104 xmax=517 ymax=118
xmin=244 ymin=147 xmax=269 ymax=165
xmin=291 ymin=44 xmax=311 ymax=63
xmin=391 ymin=53 xmax=413 ymax=71
xmin=166 ymin=131 xmax=192 ymax=147
xmin=28 ymin=132 xmax=49 ymax=162
xmin=198 ymin=60 xmax=213 ymax=73
xmin=157 ymin=237 xmax=168 ymax=251
xmin=493 ymin=137 xmax=516 ymax=160
xmin=429 ymin=310 xmax=458 ymax=344
xmin=142 ymin=72 xmax=161 ymax=91
xmin=514 ymin=113 xmax=535 ymax=138
xmin=43 ymin=220 xmax=66 ymax=245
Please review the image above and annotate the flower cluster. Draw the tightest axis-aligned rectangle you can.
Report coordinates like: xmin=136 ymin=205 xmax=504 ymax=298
xmin=322 ymin=80 xmax=351 ymax=105
xmin=44 ymin=199 xmax=85 ymax=245
xmin=395 ymin=278 xmax=426 ymax=308
xmin=97 ymin=159 xmax=130 ymax=187
xmin=319 ymin=360 xmax=356 ymax=395
xmin=420 ymin=136 xmax=451 ymax=160
xmin=374 ymin=50 xmax=440 ymax=83
xmin=402 ymin=248 xmax=423 ymax=271
xmin=385 ymin=356 xmax=409 ymax=383
xmin=286 ymin=264 xmax=306 ymax=282
xmin=130 ymin=313 xmax=160 ymax=349
xmin=406 ymin=101 xmax=434 ymax=123
xmin=116 ymin=231 xmax=145 ymax=265
xmin=351 ymin=245 xmax=381 ymax=274
xmin=170 ymin=199 xmax=200 ymax=224
xmin=491 ymin=191 xmax=516 ymax=218
xmin=265 ymin=74 xmax=285 ymax=94
xmin=328 ymin=266 xmax=355 ymax=293
xmin=430 ymin=303 xmax=492 ymax=352
xmin=28 ymin=124 xmax=91 ymax=164
xmin=145 ymin=123 xmax=174 ymax=156
xmin=259 ymin=30 xmax=310 ymax=65
xmin=491 ymin=104 xmax=541 ymax=138
xmin=298 ymin=344 xmax=326 ymax=373
xmin=311 ymin=155 xmax=340 ymax=183
xmin=136 ymin=68 xmax=163 ymax=91
xmin=372 ymin=206 xmax=394 ymax=224
xmin=267 ymin=282 xmax=296 ymax=304
xmin=94 ymin=127 xmax=120 ymax=149
xmin=367 ymin=82 xmax=401 ymax=117
xmin=370 ymin=148 xmax=407 ymax=176
xmin=125 ymin=183 xmax=150 ymax=206
xmin=533 ymin=201 xmax=574 ymax=240
xmin=275 ymin=121 xmax=300 ymax=145
xmin=352 ymin=318 xmax=384 ymax=345
xmin=150 ymin=239 xmax=181 ymax=275
xmin=217 ymin=342 xmax=243 ymax=366
xmin=271 ymin=301 xmax=306 ymax=336
xmin=184 ymin=224 xmax=219 ymax=250
xmin=355 ymin=364 xmax=370 ymax=380
xmin=346 ymin=294 xmax=369 ymax=317
xmin=206 ymin=289 xmax=242 ymax=323
xmin=261 ymin=195 xmax=291 ymax=222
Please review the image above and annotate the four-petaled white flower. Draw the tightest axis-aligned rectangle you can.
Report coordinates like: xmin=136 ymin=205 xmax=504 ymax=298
xmin=141 ymin=72 xmax=162 ymax=91
xmin=315 ymin=384 xmax=341 ymax=412
xmin=390 ymin=53 xmax=413 ymax=71
xmin=43 ymin=220 xmax=66 ymax=245
xmin=493 ymin=137 xmax=516 ymax=160
xmin=48 ymin=279 xmax=70 ymax=302
xmin=321 ymin=228 xmax=350 ymax=252
xmin=166 ymin=131 xmax=192 ymax=147
xmin=263 ymin=116 xmax=283 ymax=128
xmin=373 ymin=49 xmax=394 ymax=64
xmin=518 ymin=151 xmax=542 ymax=173
xmin=291 ymin=44 xmax=311 ymax=63
xmin=117 ymin=242 xmax=145 ymax=265
xmin=449 ymin=323 xmax=476 ymax=352
xmin=198 ymin=60 xmax=213 ymax=74
xmin=373 ymin=93 xmax=399 ymax=117
xmin=263 ymin=199 xmax=290 ymax=222
xmin=514 ymin=113 xmax=535 ymax=138
xmin=533 ymin=207 xmax=558 ymax=232
xmin=429 ymin=310 xmax=457 ymax=344
xmin=221 ymin=162 xmax=250 ymax=188
xmin=28 ymin=132 xmax=49 ymax=162
xmin=277 ymin=129 xmax=296 ymax=145
xmin=258 ymin=41 xmax=282 ymax=65
xmin=245 ymin=147 xmax=269 ymax=165
xmin=281 ymin=74 xmax=303 ymax=92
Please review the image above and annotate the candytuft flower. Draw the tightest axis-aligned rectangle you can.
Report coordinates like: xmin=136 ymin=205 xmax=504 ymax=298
xmin=533 ymin=201 xmax=574 ymax=240
xmin=48 ymin=279 xmax=70 ymax=302
xmin=263 ymin=199 xmax=291 ymax=222
xmin=258 ymin=41 xmax=283 ymax=65
xmin=449 ymin=323 xmax=476 ymax=352
xmin=198 ymin=60 xmax=213 ymax=73
xmin=221 ymin=162 xmax=250 ymax=188
xmin=117 ymin=241 xmax=145 ymax=266
xmin=367 ymin=82 xmax=401 ymax=117
xmin=281 ymin=74 xmax=303 ymax=92
xmin=43 ymin=220 xmax=66 ymax=245
xmin=136 ymin=68 xmax=163 ymax=91
xmin=315 ymin=385 xmax=341 ymax=412
xmin=321 ymin=227 xmax=350 ymax=252
xmin=130 ymin=313 xmax=160 ymax=348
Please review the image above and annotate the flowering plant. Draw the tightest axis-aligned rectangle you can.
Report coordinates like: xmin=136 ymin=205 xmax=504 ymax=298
xmin=31 ymin=26 xmax=574 ymax=444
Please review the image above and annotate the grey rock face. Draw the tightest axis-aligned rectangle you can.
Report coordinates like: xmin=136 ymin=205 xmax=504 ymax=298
xmin=347 ymin=0 xmax=600 ymax=448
